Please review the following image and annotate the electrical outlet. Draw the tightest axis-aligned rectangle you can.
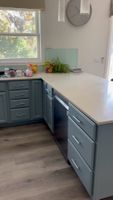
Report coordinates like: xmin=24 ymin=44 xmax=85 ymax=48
xmin=94 ymin=57 xmax=104 ymax=64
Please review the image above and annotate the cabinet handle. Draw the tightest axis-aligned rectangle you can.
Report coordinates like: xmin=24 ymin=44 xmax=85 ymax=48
xmin=46 ymin=88 xmax=49 ymax=94
xmin=73 ymin=115 xmax=81 ymax=124
xmin=71 ymin=159 xmax=79 ymax=170
xmin=16 ymin=113 xmax=26 ymax=117
xmin=55 ymin=96 xmax=69 ymax=110
xmin=16 ymin=84 xmax=25 ymax=88
xmin=15 ymin=95 xmax=26 ymax=98
xmin=16 ymin=113 xmax=25 ymax=117
xmin=17 ymin=103 xmax=26 ymax=106
xmin=72 ymin=135 xmax=80 ymax=145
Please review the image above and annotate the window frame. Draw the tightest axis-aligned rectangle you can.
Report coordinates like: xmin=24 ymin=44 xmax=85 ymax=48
xmin=0 ymin=9 xmax=42 ymax=65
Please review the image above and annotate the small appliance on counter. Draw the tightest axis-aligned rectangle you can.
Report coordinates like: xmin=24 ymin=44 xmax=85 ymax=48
xmin=25 ymin=68 xmax=33 ymax=77
xmin=16 ymin=69 xmax=24 ymax=77
xmin=70 ymin=67 xmax=83 ymax=73
xmin=8 ymin=69 xmax=16 ymax=77
xmin=0 ymin=66 xmax=33 ymax=78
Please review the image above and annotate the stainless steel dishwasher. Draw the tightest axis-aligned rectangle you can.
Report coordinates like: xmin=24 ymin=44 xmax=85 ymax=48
xmin=54 ymin=92 xmax=69 ymax=160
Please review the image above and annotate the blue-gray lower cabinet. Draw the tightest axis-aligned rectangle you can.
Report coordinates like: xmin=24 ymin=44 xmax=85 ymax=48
xmin=0 ymin=92 xmax=8 ymax=124
xmin=43 ymin=82 xmax=54 ymax=132
xmin=31 ymin=80 xmax=43 ymax=120
xmin=0 ymin=79 xmax=43 ymax=126
xmin=46 ymin=93 xmax=54 ymax=132
xmin=92 ymin=124 xmax=113 ymax=200
xmin=68 ymin=140 xmax=93 ymax=195
xmin=43 ymin=82 xmax=47 ymax=122
xmin=68 ymin=103 xmax=113 ymax=200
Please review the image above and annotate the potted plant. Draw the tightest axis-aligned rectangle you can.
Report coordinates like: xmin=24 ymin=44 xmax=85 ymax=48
xmin=43 ymin=58 xmax=70 ymax=73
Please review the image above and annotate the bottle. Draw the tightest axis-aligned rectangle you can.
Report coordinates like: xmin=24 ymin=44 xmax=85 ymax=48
xmin=25 ymin=68 xmax=33 ymax=77
xmin=4 ymin=68 xmax=9 ymax=77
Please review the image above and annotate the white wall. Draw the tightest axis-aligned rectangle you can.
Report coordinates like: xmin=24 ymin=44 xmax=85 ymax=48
xmin=44 ymin=0 xmax=110 ymax=77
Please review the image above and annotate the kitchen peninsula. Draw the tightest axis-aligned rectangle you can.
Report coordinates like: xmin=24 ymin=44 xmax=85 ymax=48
xmin=0 ymin=72 xmax=113 ymax=200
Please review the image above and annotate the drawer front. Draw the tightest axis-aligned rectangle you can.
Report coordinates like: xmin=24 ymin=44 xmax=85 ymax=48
xmin=69 ymin=103 xmax=96 ymax=140
xmin=68 ymin=140 xmax=93 ymax=195
xmin=11 ymin=108 xmax=30 ymax=122
xmin=9 ymin=81 xmax=29 ymax=90
xmin=68 ymin=117 xmax=95 ymax=169
xmin=10 ymin=99 xmax=29 ymax=109
xmin=9 ymin=90 xmax=29 ymax=100
xmin=0 ymin=82 xmax=6 ymax=91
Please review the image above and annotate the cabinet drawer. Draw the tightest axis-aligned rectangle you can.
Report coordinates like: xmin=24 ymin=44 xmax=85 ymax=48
xmin=11 ymin=108 xmax=30 ymax=122
xmin=68 ymin=117 xmax=95 ymax=169
xmin=9 ymin=81 xmax=29 ymax=90
xmin=0 ymin=82 xmax=6 ymax=91
xmin=9 ymin=90 xmax=29 ymax=100
xmin=69 ymin=103 xmax=96 ymax=140
xmin=68 ymin=140 xmax=93 ymax=195
xmin=10 ymin=99 xmax=29 ymax=109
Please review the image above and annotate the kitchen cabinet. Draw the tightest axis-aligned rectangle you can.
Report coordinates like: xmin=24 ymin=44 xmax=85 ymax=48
xmin=8 ymin=80 xmax=30 ymax=123
xmin=43 ymin=82 xmax=54 ymax=132
xmin=0 ymin=80 xmax=43 ymax=126
xmin=46 ymin=93 xmax=54 ymax=132
xmin=43 ymin=82 xmax=47 ymax=122
xmin=31 ymin=80 xmax=43 ymax=120
xmin=68 ymin=103 xmax=95 ymax=195
xmin=0 ymin=92 xmax=8 ymax=124
xmin=68 ymin=103 xmax=113 ymax=200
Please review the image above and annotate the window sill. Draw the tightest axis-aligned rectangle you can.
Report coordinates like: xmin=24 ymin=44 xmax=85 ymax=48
xmin=0 ymin=59 xmax=44 ymax=67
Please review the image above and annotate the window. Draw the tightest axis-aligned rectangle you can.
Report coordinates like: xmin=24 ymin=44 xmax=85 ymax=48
xmin=106 ymin=16 xmax=113 ymax=80
xmin=0 ymin=9 xmax=41 ymax=63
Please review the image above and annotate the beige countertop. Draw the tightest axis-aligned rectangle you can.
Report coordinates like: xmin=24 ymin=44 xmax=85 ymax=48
xmin=1 ymin=72 xmax=113 ymax=125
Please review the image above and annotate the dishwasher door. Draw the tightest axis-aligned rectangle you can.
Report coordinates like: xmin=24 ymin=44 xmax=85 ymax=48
xmin=54 ymin=95 xmax=69 ymax=159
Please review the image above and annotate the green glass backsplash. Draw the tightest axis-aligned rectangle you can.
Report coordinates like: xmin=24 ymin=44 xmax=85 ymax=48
xmin=45 ymin=48 xmax=78 ymax=68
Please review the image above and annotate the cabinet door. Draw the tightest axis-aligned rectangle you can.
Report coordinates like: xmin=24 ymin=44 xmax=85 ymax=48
xmin=46 ymin=94 xmax=54 ymax=132
xmin=31 ymin=80 xmax=43 ymax=120
xmin=43 ymin=82 xmax=47 ymax=122
xmin=0 ymin=92 xmax=8 ymax=124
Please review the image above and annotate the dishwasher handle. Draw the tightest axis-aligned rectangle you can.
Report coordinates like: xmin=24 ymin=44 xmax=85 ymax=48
xmin=55 ymin=95 xmax=69 ymax=110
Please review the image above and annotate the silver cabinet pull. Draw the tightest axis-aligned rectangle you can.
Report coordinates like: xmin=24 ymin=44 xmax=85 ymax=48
xmin=71 ymin=159 xmax=79 ymax=170
xmin=19 ymin=84 xmax=25 ymax=87
xmin=16 ymin=114 xmax=25 ymax=117
xmin=46 ymin=88 xmax=49 ymax=94
xmin=72 ymin=135 xmax=80 ymax=145
xmin=73 ymin=115 xmax=81 ymax=123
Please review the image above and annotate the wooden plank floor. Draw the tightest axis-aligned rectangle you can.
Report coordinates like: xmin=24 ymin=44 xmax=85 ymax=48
xmin=0 ymin=123 xmax=90 ymax=200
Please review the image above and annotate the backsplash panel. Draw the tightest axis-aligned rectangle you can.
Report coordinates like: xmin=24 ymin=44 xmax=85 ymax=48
xmin=45 ymin=48 xmax=78 ymax=69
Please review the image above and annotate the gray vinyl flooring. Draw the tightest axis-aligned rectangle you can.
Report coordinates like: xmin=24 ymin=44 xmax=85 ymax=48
xmin=0 ymin=123 xmax=92 ymax=200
